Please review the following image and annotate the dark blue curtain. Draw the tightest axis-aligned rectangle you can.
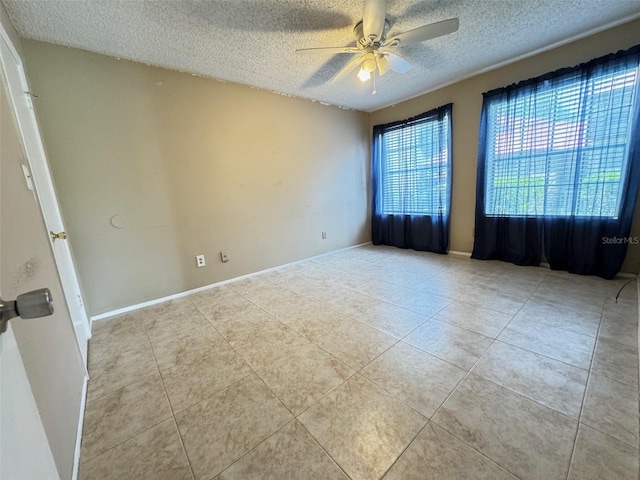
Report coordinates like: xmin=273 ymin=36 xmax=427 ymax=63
xmin=472 ymin=45 xmax=640 ymax=279
xmin=372 ymin=104 xmax=452 ymax=254
xmin=472 ymin=99 xmax=543 ymax=265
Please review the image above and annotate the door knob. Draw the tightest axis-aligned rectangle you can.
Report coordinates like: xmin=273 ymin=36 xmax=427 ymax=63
xmin=50 ymin=231 xmax=67 ymax=242
xmin=0 ymin=288 xmax=54 ymax=334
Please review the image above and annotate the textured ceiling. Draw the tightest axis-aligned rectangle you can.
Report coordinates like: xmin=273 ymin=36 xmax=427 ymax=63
xmin=2 ymin=0 xmax=639 ymax=112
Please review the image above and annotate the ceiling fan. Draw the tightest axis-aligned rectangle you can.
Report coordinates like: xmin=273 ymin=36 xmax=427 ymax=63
xmin=296 ymin=0 xmax=459 ymax=87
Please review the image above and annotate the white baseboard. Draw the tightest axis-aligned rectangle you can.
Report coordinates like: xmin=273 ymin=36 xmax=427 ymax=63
xmin=448 ymin=250 xmax=472 ymax=257
xmin=91 ymin=241 xmax=373 ymax=322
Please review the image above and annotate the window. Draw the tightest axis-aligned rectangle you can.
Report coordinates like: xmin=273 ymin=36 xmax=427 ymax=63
xmin=374 ymin=105 xmax=451 ymax=216
xmin=483 ymin=58 xmax=640 ymax=218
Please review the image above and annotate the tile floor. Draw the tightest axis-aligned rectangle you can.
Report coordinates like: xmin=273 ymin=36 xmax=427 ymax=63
xmin=79 ymin=245 xmax=640 ymax=480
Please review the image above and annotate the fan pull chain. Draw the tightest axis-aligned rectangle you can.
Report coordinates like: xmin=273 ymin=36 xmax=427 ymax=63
xmin=372 ymin=71 xmax=377 ymax=95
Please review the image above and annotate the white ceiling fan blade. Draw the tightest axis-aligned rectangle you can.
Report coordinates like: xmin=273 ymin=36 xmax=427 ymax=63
xmin=331 ymin=54 xmax=366 ymax=83
xmin=384 ymin=52 xmax=412 ymax=74
xmin=296 ymin=46 xmax=361 ymax=54
xmin=363 ymin=0 xmax=386 ymax=42
xmin=387 ymin=18 xmax=459 ymax=47
xmin=375 ymin=53 xmax=391 ymax=75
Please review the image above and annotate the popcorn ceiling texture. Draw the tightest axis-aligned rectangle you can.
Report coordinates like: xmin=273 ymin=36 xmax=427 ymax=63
xmin=2 ymin=0 xmax=639 ymax=112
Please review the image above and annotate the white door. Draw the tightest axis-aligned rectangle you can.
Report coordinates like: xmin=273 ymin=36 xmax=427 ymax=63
xmin=1 ymin=29 xmax=59 ymax=476
xmin=0 ymin=27 xmax=90 ymax=365
xmin=0 ymin=324 xmax=61 ymax=480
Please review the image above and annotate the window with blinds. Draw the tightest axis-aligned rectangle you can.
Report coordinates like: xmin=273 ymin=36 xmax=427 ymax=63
xmin=377 ymin=108 xmax=451 ymax=216
xmin=484 ymin=60 xmax=640 ymax=218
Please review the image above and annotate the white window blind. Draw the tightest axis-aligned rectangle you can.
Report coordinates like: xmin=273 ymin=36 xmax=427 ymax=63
xmin=484 ymin=61 xmax=639 ymax=218
xmin=377 ymin=109 xmax=451 ymax=216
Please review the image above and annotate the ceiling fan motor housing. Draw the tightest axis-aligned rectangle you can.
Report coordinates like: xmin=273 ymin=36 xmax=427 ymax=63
xmin=354 ymin=19 xmax=390 ymax=48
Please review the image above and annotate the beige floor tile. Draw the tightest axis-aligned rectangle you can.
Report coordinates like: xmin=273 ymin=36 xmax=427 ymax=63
xmin=267 ymin=297 xmax=352 ymax=342
xmin=433 ymin=301 xmax=513 ymax=338
xmin=329 ymin=269 xmax=378 ymax=291
xmin=471 ymin=341 xmax=588 ymax=418
xmin=81 ymin=374 xmax=171 ymax=462
xmin=142 ymin=306 xmax=210 ymax=336
xmin=160 ymin=337 xmax=253 ymax=413
xmin=138 ymin=298 xmax=200 ymax=327
xmin=198 ymin=302 xmax=273 ymax=340
xmin=319 ymin=255 xmax=372 ymax=272
xmin=87 ymin=338 xmax=159 ymax=401
xmin=323 ymin=290 xmax=385 ymax=317
xmin=591 ymin=337 xmax=639 ymax=387
xmin=250 ymin=289 xmax=307 ymax=318
xmin=287 ymin=278 xmax=345 ymax=303
xmin=227 ymin=319 xmax=310 ymax=370
xmin=140 ymin=307 xmax=208 ymax=345
xmin=175 ymin=374 xmax=293 ymax=480
xmin=540 ymin=274 xmax=623 ymax=303
xmin=601 ymin=297 xmax=638 ymax=324
xmin=414 ymin=276 xmax=468 ymax=300
xmin=581 ymin=372 xmax=639 ymax=448
xmin=314 ymin=320 xmax=397 ymax=370
xmin=383 ymin=422 xmax=517 ymax=480
xmin=404 ymin=319 xmax=493 ymax=370
xmin=429 ymin=270 xmax=493 ymax=287
xmin=483 ymin=275 xmax=542 ymax=298
xmin=459 ymin=284 xmax=527 ymax=315
xmin=361 ymin=342 xmax=465 ymax=417
xmin=498 ymin=317 xmax=595 ymax=369
xmin=568 ymin=424 xmax=639 ymax=480
xmin=598 ymin=313 xmax=639 ymax=348
xmin=255 ymin=342 xmax=354 ymax=415
xmin=354 ymin=302 xmax=430 ymax=338
xmin=298 ymin=375 xmax=427 ymax=480
xmin=529 ymin=287 xmax=604 ymax=316
xmin=216 ymin=421 xmax=348 ymax=480
xmin=491 ymin=263 xmax=549 ymax=281
xmin=79 ymin=418 xmax=192 ymax=480
xmin=195 ymin=292 xmax=256 ymax=317
xmin=259 ymin=267 xmax=303 ymax=285
xmin=88 ymin=319 xmax=150 ymax=368
xmin=147 ymin=318 xmax=223 ymax=370
xmin=228 ymin=278 xmax=293 ymax=309
xmin=352 ymin=279 xmax=409 ymax=303
xmin=91 ymin=312 xmax=143 ymax=338
xmin=433 ymin=374 xmax=577 ymax=480
xmin=515 ymin=298 xmax=601 ymax=337
xmin=384 ymin=269 xmax=439 ymax=288
xmin=391 ymin=290 xmax=452 ymax=317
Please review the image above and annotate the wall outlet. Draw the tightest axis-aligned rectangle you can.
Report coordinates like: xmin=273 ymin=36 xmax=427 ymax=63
xmin=220 ymin=251 xmax=229 ymax=262
xmin=322 ymin=232 xmax=327 ymax=239
xmin=196 ymin=255 xmax=205 ymax=267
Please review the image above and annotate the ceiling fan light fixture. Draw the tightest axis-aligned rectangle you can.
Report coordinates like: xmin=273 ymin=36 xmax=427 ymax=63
xmin=357 ymin=67 xmax=371 ymax=82
xmin=362 ymin=57 xmax=377 ymax=72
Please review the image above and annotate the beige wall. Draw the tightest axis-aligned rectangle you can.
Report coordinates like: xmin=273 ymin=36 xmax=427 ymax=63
xmin=1 ymin=12 xmax=85 ymax=478
xmin=21 ymin=42 xmax=371 ymax=315
xmin=371 ymin=19 xmax=640 ymax=275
